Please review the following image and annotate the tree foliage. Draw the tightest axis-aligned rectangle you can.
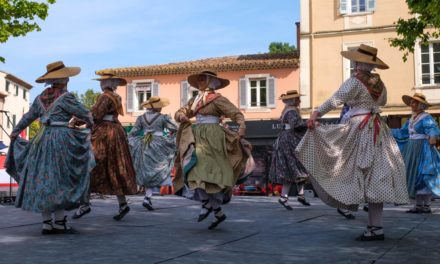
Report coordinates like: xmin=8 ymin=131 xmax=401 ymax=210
xmin=72 ymin=89 xmax=100 ymax=110
xmin=0 ymin=0 xmax=56 ymax=62
xmin=390 ymin=0 xmax=440 ymax=61
xmin=268 ymin=42 xmax=296 ymax=54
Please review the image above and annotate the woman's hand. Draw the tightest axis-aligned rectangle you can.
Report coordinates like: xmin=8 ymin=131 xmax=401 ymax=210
xmin=429 ymin=136 xmax=438 ymax=145
xmin=307 ymin=111 xmax=321 ymax=129
xmin=9 ymin=132 xmax=18 ymax=143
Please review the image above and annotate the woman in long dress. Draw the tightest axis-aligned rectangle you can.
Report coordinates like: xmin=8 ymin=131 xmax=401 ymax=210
xmin=392 ymin=93 xmax=440 ymax=213
xmin=270 ymin=90 xmax=310 ymax=210
xmin=6 ymin=61 xmax=94 ymax=234
xmin=297 ymin=44 xmax=409 ymax=241
xmin=174 ymin=71 xmax=250 ymax=229
xmin=73 ymin=74 xmax=137 ymax=221
xmin=128 ymin=96 xmax=177 ymax=211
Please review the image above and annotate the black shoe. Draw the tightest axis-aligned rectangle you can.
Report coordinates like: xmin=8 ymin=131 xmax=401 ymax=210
xmin=113 ymin=203 xmax=130 ymax=221
xmin=278 ymin=195 xmax=293 ymax=210
xmin=406 ymin=206 xmax=423 ymax=214
xmin=198 ymin=200 xmax=213 ymax=222
xmin=422 ymin=206 xmax=432 ymax=214
xmin=208 ymin=208 xmax=227 ymax=230
xmin=42 ymin=219 xmax=55 ymax=235
xmin=363 ymin=205 xmax=369 ymax=212
xmin=72 ymin=204 xmax=91 ymax=219
xmin=52 ymin=216 xmax=79 ymax=234
xmin=337 ymin=208 xmax=355 ymax=220
xmin=355 ymin=226 xmax=384 ymax=241
xmin=142 ymin=198 xmax=154 ymax=211
xmin=297 ymin=195 xmax=311 ymax=206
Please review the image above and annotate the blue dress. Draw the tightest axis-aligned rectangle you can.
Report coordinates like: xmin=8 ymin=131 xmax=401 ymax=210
xmin=128 ymin=111 xmax=177 ymax=188
xmin=392 ymin=113 xmax=440 ymax=198
xmin=5 ymin=91 xmax=94 ymax=213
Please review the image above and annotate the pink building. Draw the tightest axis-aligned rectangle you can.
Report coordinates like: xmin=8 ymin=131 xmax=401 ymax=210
xmin=96 ymin=53 xmax=299 ymax=132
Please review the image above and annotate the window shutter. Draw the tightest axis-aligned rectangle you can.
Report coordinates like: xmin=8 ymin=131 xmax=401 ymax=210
xmin=339 ymin=0 xmax=348 ymax=14
xmin=239 ymin=78 xmax=247 ymax=109
xmin=267 ymin=77 xmax=276 ymax=108
xmin=181 ymin=81 xmax=189 ymax=106
xmin=367 ymin=0 xmax=376 ymax=12
xmin=126 ymin=83 xmax=134 ymax=113
xmin=152 ymin=81 xmax=160 ymax=96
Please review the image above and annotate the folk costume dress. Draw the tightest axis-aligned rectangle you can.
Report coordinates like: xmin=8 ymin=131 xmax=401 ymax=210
xmin=270 ymin=106 xmax=308 ymax=185
xmin=6 ymin=88 xmax=94 ymax=213
xmin=392 ymin=112 xmax=440 ymax=198
xmin=296 ymin=72 xmax=409 ymax=211
xmin=174 ymin=92 xmax=248 ymax=202
xmin=129 ymin=111 xmax=177 ymax=189
xmin=89 ymin=90 xmax=137 ymax=196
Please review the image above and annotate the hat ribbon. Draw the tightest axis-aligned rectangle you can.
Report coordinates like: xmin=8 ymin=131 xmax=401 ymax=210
xmin=357 ymin=49 xmax=377 ymax=61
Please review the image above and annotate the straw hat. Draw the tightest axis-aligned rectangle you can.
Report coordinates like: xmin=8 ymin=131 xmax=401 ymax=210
xmin=402 ymin=93 xmax=431 ymax=107
xmin=36 ymin=61 xmax=80 ymax=83
xmin=187 ymin=71 xmax=230 ymax=90
xmin=340 ymin=44 xmax=389 ymax=70
xmin=93 ymin=73 xmax=127 ymax=86
xmin=278 ymin=90 xmax=304 ymax=100
xmin=141 ymin=96 xmax=170 ymax=109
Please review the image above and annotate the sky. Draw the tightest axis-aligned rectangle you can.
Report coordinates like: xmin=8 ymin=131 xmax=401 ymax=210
xmin=1 ymin=0 xmax=299 ymax=100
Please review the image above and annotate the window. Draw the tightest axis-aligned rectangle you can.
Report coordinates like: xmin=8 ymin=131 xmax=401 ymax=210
xmin=5 ymin=81 xmax=10 ymax=92
xmin=23 ymin=89 xmax=27 ymax=100
xmin=342 ymin=41 xmax=374 ymax=80
xmin=420 ymin=43 xmax=440 ymax=85
xmin=249 ymin=79 xmax=267 ymax=107
xmin=340 ymin=0 xmax=375 ymax=15
xmin=15 ymin=85 xmax=19 ymax=96
xmin=135 ymin=82 xmax=152 ymax=110
xmin=239 ymin=75 xmax=276 ymax=110
xmin=180 ymin=81 xmax=199 ymax=106
xmin=126 ymin=80 xmax=159 ymax=113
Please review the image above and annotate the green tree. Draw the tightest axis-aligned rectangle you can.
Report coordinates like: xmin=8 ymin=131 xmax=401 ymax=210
xmin=390 ymin=0 xmax=440 ymax=61
xmin=28 ymin=119 xmax=41 ymax=139
xmin=268 ymin=42 xmax=296 ymax=54
xmin=0 ymin=0 xmax=56 ymax=62
xmin=72 ymin=89 xmax=100 ymax=109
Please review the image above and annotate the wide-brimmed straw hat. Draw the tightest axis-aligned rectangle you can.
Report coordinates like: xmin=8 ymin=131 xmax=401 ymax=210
xmin=187 ymin=70 xmax=230 ymax=90
xmin=340 ymin=44 xmax=389 ymax=70
xmin=141 ymin=96 xmax=170 ymax=109
xmin=36 ymin=61 xmax=81 ymax=83
xmin=278 ymin=90 xmax=304 ymax=100
xmin=402 ymin=93 xmax=431 ymax=107
xmin=93 ymin=73 xmax=127 ymax=86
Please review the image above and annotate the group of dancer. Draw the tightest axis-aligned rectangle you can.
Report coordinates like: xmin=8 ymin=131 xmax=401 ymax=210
xmin=4 ymin=44 xmax=440 ymax=241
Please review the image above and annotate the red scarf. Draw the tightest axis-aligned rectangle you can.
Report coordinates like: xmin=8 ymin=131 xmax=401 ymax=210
xmin=39 ymin=87 xmax=67 ymax=110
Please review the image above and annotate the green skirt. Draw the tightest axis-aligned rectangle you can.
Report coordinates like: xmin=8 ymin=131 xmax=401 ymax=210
xmin=187 ymin=124 xmax=234 ymax=193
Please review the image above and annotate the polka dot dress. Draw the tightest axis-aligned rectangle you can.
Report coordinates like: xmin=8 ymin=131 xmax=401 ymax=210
xmin=296 ymin=77 xmax=409 ymax=210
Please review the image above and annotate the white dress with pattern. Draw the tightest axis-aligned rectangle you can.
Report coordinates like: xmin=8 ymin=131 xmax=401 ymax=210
xmin=296 ymin=77 xmax=409 ymax=211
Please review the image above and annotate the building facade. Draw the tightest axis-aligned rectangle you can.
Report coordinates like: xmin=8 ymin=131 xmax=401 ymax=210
xmin=300 ymin=0 xmax=440 ymax=121
xmin=97 ymin=53 xmax=299 ymax=194
xmin=0 ymin=71 xmax=32 ymax=145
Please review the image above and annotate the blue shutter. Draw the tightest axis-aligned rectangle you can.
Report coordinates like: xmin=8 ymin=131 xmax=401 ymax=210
xmin=367 ymin=0 xmax=376 ymax=12
xmin=267 ymin=77 xmax=276 ymax=108
xmin=340 ymin=0 xmax=348 ymax=14
xmin=126 ymin=83 xmax=134 ymax=113
xmin=152 ymin=81 xmax=159 ymax=96
xmin=181 ymin=81 xmax=189 ymax=106
xmin=239 ymin=78 xmax=247 ymax=109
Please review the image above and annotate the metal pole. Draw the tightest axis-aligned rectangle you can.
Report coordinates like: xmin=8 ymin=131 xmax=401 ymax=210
xmin=1 ymin=112 xmax=15 ymax=204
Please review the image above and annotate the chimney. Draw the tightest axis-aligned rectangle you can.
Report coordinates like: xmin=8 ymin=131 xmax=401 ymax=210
xmin=295 ymin=22 xmax=300 ymax=53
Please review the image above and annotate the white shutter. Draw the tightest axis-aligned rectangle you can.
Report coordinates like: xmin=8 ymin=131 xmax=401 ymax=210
xmin=367 ymin=0 xmax=376 ymax=12
xmin=126 ymin=83 xmax=134 ymax=113
xmin=181 ymin=81 xmax=189 ymax=106
xmin=339 ymin=0 xmax=348 ymax=14
xmin=239 ymin=78 xmax=247 ymax=109
xmin=267 ymin=77 xmax=276 ymax=108
xmin=152 ymin=81 xmax=159 ymax=96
